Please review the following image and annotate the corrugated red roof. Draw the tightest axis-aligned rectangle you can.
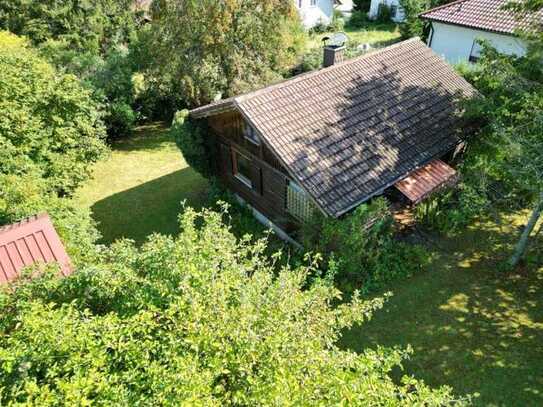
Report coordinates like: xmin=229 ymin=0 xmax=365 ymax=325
xmin=0 ymin=213 xmax=72 ymax=284
xmin=420 ymin=0 xmax=542 ymax=35
xmin=395 ymin=159 xmax=458 ymax=203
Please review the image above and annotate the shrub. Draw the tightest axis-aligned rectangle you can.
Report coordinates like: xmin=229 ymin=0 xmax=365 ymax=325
xmin=353 ymin=0 xmax=372 ymax=12
xmin=376 ymin=4 xmax=393 ymax=23
xmin=171 ymin=110 xmax=216 ymax=178
xmin=0 ymin=207 xmax=466 ymax=405
xmin=0 ymin=31 xmax=108 ymax=196
xmin=347 ymin=10 xmax=369 ymax=29
xmin=0 ymin=174 xmax=101 ymax=265
xmin=302 ymin=198 xmax=429 ymax=293
xmin=106 ymin=100 xmax=137 ymax=139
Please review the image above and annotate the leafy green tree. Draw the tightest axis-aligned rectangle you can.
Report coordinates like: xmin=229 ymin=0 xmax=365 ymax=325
xmin=0 ymin=0 xmax=138 ymax=54
xmin=398 ymin=0 xmax=453 ymax=39
xmin=461 ymin=5 xmax=543 ymax=267
xmin=141 ymin=0 xmax=306 ymax=108
xmin=0 ymin=206 xmax=467 ymax=405
xmin=0 ymin=31 xmax=108 ymax=195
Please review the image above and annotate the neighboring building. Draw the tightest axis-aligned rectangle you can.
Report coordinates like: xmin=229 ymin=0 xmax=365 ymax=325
xmin=296 ymin=0 xmax=335 ymax=28
xmin=189 ymin=39 xmax=475 ymax=234
xmin=421 ymin=0 xmax=542 ymax=64
xmin=369 ymin=0 xmax=406 ymax=22
xmin=0 ymin=213 xmax=72 ymax=284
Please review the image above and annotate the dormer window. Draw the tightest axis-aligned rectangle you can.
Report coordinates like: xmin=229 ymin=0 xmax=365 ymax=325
xmin=243 ymin=122 xmax=261 ymax=146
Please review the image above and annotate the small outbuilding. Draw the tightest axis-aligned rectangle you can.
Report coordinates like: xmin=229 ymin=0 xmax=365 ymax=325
xmin=0 ymin=213 xmax=72 ymax=284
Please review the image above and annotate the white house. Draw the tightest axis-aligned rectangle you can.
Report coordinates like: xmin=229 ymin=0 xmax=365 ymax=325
xmin=421 ymin=0 xmax=541 ymax=64
xmin=369 ymin=0 xmax=405 ymax=22
xmin=295 ymin=0 xmax=334 ymax=28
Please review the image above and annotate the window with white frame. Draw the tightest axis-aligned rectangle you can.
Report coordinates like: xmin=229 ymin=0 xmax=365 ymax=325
xmin=286 ymin=181 xmax=315 ymax=222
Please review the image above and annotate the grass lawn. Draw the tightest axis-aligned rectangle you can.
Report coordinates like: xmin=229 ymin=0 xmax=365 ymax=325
xmin=307 ymin=21 xmax=401 ymax=50
xmin=75 ymin=123 xmax=209 ymax=245
xmin=341 ymin=212 xmax=543 ymax=406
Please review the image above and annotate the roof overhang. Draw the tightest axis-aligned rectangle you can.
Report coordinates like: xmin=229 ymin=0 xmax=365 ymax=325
xmin=394 ymin=159 xmax=458 ymax=204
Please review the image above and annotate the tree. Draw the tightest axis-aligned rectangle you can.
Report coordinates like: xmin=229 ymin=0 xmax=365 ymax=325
xmin=141 ymin=0 xmax=306 ymax=108
xmin=398 ymin=0 xmax=454 ymax=39
xmin=462 ymin=14 xmax=543 ymax=268
xmin=353 ymin=0 xmax=372 ymax=12
xmin=0 ymin=31 xmax=108 ymax=195
xmin=0 ymin=0 xmax=138 ymax=54
xmin=0 ymin=206 xmax=467 ymax=405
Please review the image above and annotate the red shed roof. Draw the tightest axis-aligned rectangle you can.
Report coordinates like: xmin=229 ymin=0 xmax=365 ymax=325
xmin=395 ymin=159 xmax=458 ymax=203
xmin=0 ymin=213 xmax=72 ymax=284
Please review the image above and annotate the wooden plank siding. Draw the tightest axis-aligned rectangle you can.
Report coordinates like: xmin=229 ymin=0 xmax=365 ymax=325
xmin=207 ymin=111 xmax=298 ymax=232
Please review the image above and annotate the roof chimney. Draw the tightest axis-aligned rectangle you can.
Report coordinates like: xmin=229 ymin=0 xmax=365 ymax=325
xmin=323 ymin=44 xmax=345 ymax=68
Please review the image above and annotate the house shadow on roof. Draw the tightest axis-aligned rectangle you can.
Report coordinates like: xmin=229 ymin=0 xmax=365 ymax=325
xmin=90 ymin=168 xmax=209 ymax=245
xmin=288 ymin=65 xmax=471 ymax=216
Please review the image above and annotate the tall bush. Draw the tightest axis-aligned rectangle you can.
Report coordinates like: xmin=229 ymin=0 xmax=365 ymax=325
xmin=0 ymin=31 xmax=108 ymax=195
xmin=0 ymin=206 xmax=466 ymax=405
xmin=302 ymin=198 xmax=428 ymax=292
xmin=171 ymin=110 xmax=216 ymax=178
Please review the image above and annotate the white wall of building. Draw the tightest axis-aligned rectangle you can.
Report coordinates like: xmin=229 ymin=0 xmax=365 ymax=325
xmin=369 ymin=0 xmax=405 ymax=22
xmin=429 ymin=22 xmax=527 ymax=64
xmin=296 ymin=0 xmax=334 ymax=28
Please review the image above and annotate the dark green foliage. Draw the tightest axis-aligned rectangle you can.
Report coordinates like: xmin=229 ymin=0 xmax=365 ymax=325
xmin=376 ymin=4 xmax=393 ymax=23
xmin=0 ymin=207 xmax=466 ymax=405
xmin=398 ymin=0 xmax=452 ymax=39
xmin=0 ymin=0 xmax=137 ymax=53
xmin=302 ymin=198 xmax=429 ymax=292
xmin=347 ymin=10 xmax=370 ymax=29
xmin=171 ymin=110 xmax=216 ymax=179
xmin=353 ymin=0 xmax=372 ymax=12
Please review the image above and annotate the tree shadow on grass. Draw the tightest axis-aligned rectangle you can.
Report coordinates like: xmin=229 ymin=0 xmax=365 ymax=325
xmin=340 ymin=217 xmax=543 ymax=406
xmin=91 ymin=168 xmax=209 ymax=245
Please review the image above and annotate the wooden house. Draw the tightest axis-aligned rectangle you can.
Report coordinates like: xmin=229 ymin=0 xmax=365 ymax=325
xmin=189 ymin=38 xmax=476 ymax=234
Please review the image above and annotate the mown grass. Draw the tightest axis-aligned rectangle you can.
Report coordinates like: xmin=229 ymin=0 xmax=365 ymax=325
xmin=307 ymin=21 xmax=401 ymax=50
xmin=341 ymin=212 xmax=543 ymax=406
xmin=75 ymin=123 xmax=209 ymax=245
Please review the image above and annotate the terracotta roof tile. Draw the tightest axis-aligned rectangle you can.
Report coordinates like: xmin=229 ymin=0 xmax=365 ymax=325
xmin=191 ymin=39 xmax=476 ymax=217
xmin=421 ymin=0 xmax=542 ymax=34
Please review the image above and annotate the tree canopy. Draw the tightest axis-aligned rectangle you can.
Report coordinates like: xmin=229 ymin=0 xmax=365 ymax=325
xmin=0 ymin=31 xmax=108 ymax=195
xmin=0 ymin=206 xmax=466 ymax=405
xmin=140 ymin=0 xmax=306 ymax=108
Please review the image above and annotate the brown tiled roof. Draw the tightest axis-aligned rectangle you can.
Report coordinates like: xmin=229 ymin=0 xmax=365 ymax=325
xmin=0 ymin=213 xmax=72 ymax=284
xmin=421 ymin=0 xmax=542 ymax=35
xmin=191 ymin=39 xmax=476 ymax=217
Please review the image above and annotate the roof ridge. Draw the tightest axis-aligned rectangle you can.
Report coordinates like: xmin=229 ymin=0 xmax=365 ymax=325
xmin=420 ymin=0 xmax=471 ymax=17
xmin=235 ymin=37 xmax=423 ymax=104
